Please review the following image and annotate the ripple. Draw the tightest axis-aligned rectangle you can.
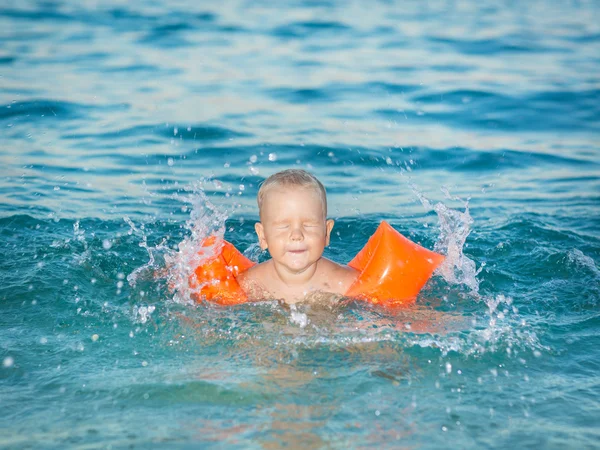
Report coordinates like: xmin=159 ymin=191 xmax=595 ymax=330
xmin=63 ymin=123 xmax=250 ymax=143
xmin=377 ymin=87 xmax=600 ymax=132
xmin=0 ymin=56 xmax=17 ymax=65
xmin=0 ymin=100 xmax=119 ymax=122
xmin=427 ymin=35 xmax=569 ymax=55
xmin=0 ymin=8 xmax=72 ymax=22
xmin=268 ymin=87 xmax=334 ymax=103
xmin=272 ymin=20 xmax=351 ymax=39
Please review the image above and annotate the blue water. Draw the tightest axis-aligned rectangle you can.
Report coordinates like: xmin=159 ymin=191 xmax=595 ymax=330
xmin=1 ymin=0 xmax=600 ymax=448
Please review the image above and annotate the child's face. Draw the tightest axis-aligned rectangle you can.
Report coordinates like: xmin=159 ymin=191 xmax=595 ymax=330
xmin=255 ymin=186 xmax=334 ymax=275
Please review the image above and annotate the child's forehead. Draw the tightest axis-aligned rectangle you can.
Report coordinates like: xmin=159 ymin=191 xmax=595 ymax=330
xmin=260 ymin=185 xmax=326 ymax=217
xmin=263 ymin=184 xmax=321 ymax=200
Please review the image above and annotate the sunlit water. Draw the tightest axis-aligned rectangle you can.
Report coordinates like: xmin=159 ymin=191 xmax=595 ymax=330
xmin=1 ymin=0 xmax=599 ymax=448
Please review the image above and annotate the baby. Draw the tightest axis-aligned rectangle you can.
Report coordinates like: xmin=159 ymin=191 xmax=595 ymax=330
xmin=237 ymin=169 xmax=358 ymax=304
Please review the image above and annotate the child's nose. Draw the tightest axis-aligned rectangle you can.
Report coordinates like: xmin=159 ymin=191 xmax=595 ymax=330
xmin=290 ymin=226 xmax=304 ymax=241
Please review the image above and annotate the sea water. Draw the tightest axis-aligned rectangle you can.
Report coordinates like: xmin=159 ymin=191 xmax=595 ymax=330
xmin=1 ymin=0 xmax=599 ymax=448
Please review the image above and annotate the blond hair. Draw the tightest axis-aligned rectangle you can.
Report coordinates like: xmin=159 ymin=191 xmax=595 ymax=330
xmin=257 ymin=169 xmax=327 ymax=218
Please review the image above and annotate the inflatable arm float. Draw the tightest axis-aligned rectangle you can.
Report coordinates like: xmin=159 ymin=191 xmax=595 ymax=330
xmin=190 ymin=221 xmax=444 ymax=307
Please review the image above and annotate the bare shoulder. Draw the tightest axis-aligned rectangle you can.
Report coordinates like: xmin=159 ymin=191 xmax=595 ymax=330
xmin=237 ymin=261 xmax=265 ymax=285
xmin=319 ymin=258 xmax=359 ymax=294
xmin=236 ymin=261 xmax=271 ymax=299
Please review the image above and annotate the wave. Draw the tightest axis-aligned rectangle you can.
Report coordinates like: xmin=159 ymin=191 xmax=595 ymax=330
xmin=63 ymin=123 xmax=250 ymax=143
xmin=0 ymin=100 xmax=96 ymax=121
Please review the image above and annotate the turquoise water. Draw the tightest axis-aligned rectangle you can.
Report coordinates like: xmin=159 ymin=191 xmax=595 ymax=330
xmin=1 ymin=0 xmax=600 ymax=448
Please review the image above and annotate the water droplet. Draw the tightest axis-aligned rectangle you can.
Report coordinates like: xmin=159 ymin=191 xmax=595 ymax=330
xmin=268 ymin=152 xmax=277 ymax=161
xmin=91 ymin=334 xmax=99 ymax=342
xmin=167 ymin=157 xmax=174 ymax=166
xmin=3 ymin=356 xmax=14 ymax=368
xmin=102 ymin=239 xmax=112 ymax=250
xmin=249 ymin=155 xmax=257 ymax=163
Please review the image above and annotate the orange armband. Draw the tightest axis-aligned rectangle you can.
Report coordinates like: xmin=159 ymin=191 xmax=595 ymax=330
xmin=189 ymin=236 xmax=255 ymax=305
xmin=344 ymin=221 xmax=445 ymax=306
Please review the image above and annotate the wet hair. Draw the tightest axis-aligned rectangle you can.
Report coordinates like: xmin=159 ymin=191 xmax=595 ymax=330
xmin=257 ymin=169 xmax=327 ymax=218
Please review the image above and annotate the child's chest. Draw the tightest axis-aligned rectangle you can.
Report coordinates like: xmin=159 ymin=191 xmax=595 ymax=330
xmin=269 ymin=277 xmax=339 ymax=304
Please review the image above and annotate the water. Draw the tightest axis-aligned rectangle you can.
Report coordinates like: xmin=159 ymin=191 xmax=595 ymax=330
xmin=1 ymin=0 xmax=599 ymax=448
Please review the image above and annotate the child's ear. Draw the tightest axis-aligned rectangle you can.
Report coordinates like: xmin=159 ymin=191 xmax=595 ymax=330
xmin=325 ymin=219 xmax=334 ymax=246
xmin=255 ymin=222 xmax=268 ymax=250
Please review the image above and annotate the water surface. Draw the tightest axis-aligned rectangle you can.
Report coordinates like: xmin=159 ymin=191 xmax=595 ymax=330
xmin=1 ymin=0 xmax=599 ymax=448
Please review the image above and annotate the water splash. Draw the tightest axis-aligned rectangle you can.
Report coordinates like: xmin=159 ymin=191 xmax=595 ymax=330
xmin=289 ymin=304 xmax=309 ymax=328
xmin=126 ymin=182 xmax=231 ymax=305
xmin=124 ymin=216 xmax=170 ymax=290
xmin=71 ymin=220 xmax=92 ymax=265
xmin=243 ymin=242 xmax=264 ymax=262
xmin=411 ymin=184 xmax=482 ymax=294
xmin=407 ymin=183 xmax=542 ymax=356
xmin=133 ymin=304 xmax=156 ymax=324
